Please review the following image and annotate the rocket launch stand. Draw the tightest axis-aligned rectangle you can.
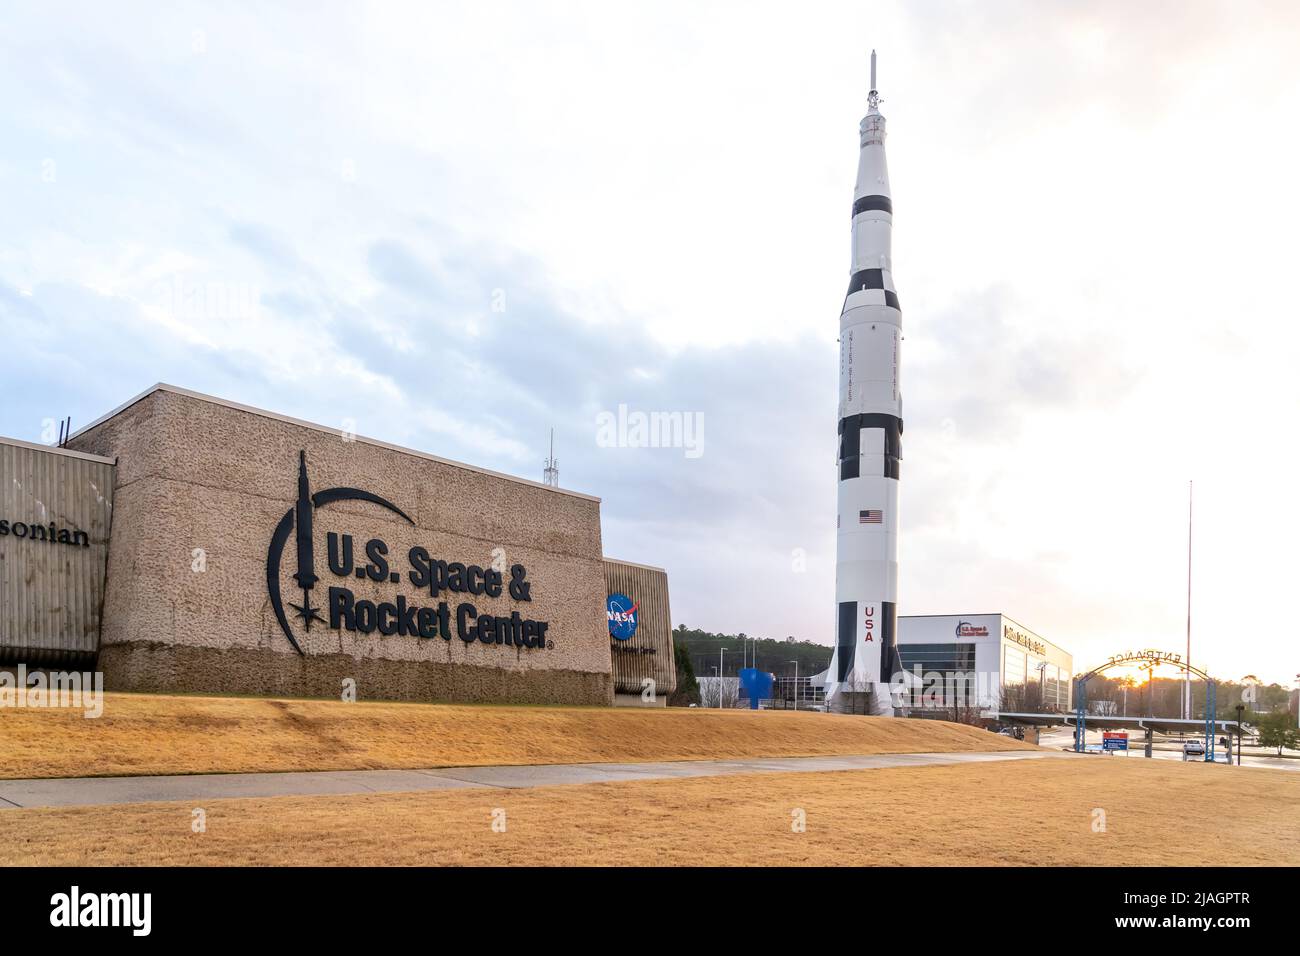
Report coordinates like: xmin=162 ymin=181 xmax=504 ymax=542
xmin=828 ymin=683 xmax=896 ymax=717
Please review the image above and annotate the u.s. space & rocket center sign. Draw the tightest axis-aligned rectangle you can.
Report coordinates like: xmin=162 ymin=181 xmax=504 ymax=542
xmin=267 ymin=451 xmax=552 ymax=655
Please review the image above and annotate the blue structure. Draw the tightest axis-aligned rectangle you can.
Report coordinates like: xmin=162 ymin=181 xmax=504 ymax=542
xmin=738 ymin=668 xmax=774 ymax=711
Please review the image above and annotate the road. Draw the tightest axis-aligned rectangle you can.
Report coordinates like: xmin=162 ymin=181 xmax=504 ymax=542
xmin=1039 ymin=727 xmax=1300 ymax=771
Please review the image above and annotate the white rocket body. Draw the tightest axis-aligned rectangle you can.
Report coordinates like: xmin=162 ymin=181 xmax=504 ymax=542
xmin=826 ymin=58 xmax=902 ymax=714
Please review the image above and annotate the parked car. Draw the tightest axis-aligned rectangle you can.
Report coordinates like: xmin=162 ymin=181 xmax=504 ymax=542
xmin=1183 ymin=739 xmax=1206 ymax=757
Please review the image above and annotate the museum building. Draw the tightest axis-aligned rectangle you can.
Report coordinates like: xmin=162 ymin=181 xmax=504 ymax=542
xmin=0 ymin=384 xmax=675 ymax=706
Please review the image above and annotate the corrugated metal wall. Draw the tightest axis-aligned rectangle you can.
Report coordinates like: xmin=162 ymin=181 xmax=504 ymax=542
xmin=0 ymin=438 xmax=115 ymax=667
xmin=603 ymin=558 xmax=676 ymax=697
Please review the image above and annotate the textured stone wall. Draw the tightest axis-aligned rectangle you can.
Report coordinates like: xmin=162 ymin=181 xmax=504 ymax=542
xmin=69 ymin=387 xmax=613 ymax=705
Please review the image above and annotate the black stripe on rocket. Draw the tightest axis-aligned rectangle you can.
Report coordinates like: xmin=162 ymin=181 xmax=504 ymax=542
xmin=844 ymin=269 xmax=901 ymax=311
xmin=852 ymin=194 xmax=893 ymax=216
xmin=836 ymin=601 xmax=856 ymax=681
xmin=879 ymin=601 xmax=901 ymax=684
xmin=838 ymin=413 xmax=902 ymax=481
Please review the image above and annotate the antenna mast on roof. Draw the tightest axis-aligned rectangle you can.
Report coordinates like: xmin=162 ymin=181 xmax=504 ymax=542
xmin=543 ymin=429 xmax=559 ymax=487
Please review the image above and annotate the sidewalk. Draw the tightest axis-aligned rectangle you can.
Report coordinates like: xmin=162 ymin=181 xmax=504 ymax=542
xmin=0 ymin=749 xmax=1066 ymax=809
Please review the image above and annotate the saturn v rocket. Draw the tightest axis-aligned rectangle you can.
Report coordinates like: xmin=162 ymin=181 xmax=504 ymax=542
xmin=825 ymin=52 xmax=903 ymax=715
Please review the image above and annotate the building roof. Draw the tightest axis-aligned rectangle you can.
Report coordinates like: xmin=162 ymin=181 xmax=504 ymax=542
xmin=70 ymin=382 xmax=600 ymax=502
xmin=0 ymin=434 xmax=116 ymax=466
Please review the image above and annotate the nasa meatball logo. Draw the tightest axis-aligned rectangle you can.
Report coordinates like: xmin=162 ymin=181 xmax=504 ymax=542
xmin=606 ymin=593 xmax=639 ymax=641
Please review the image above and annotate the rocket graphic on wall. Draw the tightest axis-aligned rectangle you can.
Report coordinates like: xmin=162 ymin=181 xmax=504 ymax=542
xmin=825 ymin=52 xmax=904 ymax=714
xmin=290 ymin=450 xmax=323 ymax=629
xmin=266 ymin=451 xmax=414 ymax=655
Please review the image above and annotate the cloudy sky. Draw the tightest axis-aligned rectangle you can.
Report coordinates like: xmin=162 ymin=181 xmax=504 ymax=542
xmin=2 ymin=1 xmax=1298 ymax=684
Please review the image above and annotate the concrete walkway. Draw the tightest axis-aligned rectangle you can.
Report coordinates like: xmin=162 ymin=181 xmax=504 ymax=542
xmin=0 ymin=749 xmax=1067 ymax=809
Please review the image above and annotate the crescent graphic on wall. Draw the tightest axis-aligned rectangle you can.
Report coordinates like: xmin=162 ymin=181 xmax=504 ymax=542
xmin=266 ymin=452 xmax=415 ymax=655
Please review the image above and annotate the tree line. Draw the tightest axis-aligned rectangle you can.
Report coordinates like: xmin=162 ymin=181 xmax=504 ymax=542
xmin=672 ymin=626 xmax=831 ymax=681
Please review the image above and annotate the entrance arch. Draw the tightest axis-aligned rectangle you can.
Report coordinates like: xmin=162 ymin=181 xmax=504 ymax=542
xmin=1073 ymin=650 xmax=1218 ymax=759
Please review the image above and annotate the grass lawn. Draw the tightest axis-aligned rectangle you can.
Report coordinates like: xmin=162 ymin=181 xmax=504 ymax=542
xmin=0 ymin=692 xmax=1032 ymax=779
xmin=0 ymin=756 xmax=1293 ymax=866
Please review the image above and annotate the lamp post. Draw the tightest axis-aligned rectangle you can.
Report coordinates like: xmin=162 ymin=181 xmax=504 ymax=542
xmin=788 ymin=660 xmax=799 ymax=712
xmin=1235 ymin=703 xmax=1244 ymax=766
xmin=1185 ymin=480 xmax=1193 ymax=720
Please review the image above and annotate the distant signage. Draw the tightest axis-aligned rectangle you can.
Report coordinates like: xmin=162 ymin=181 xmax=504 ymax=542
xmin=606 ymin=593 xmax=639 ymax=641
xmin=955 ymin=620 xmax=988 ymax=637
xmin=1107 ymin=649 xmax=1180 ymax=668
xmin=1003 ymin=624 xmax=1045 ymax=656
xmin=1102 ymin=732 xmax=1129 ymax=752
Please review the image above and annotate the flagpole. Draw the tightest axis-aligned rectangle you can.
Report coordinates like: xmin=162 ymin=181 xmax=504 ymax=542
xmin=1185 ymin=480 xmax=1193 ymax=720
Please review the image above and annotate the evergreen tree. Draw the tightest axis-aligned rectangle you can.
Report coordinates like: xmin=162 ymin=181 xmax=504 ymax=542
xmin=669 ymin=638 xmax=701 ymax=706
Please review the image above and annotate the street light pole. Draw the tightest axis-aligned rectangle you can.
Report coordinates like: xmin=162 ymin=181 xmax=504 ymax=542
xmin=787 ymin=660 xmax=799 ymax=712
xmin=1235 ymin=703 xmax=1244 ymax=766
xmin=1185 ymin=480 xmax=1193 ymax=720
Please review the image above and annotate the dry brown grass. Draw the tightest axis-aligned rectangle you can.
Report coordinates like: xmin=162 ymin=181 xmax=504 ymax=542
xmin=0 ymin=693 xmax=1031 ymax=779
xmin=0 ymin=756 xmax=1294 ymax=866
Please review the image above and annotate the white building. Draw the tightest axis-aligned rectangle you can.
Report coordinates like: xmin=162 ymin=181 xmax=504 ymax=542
xmin=694 ymin=676 xmax=741 ymax=708
xmin=895 ymin=614 xmax=1072 ymax=712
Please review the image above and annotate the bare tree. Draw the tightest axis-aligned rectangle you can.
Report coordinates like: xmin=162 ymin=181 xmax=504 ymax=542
xmin=1000 ymin=681 xmax=1032 ymax=712
xmin=698 ymin=676 xmax=720 ymax=708
xmin=719 ymin=677 xmax=740 ymax=709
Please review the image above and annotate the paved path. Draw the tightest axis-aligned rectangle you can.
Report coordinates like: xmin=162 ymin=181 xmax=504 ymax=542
xmin=0 ymin=749 xmax=1066 ymax=809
